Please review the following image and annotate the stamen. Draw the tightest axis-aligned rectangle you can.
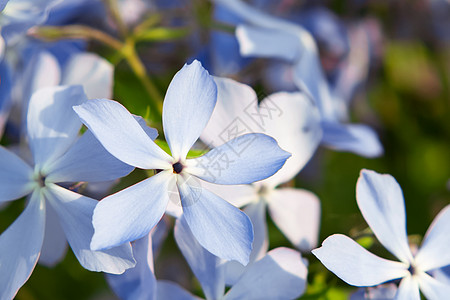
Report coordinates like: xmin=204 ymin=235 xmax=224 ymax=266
xmin=172 ymin=162 xmax=183 ymax=174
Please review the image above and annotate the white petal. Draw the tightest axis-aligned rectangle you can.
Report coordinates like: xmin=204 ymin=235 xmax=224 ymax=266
xmin=201 ymin=77 xmax=259 ymax=148
xmin=91 ymin=171 xmax=173 ymax=251
xmin=177 ymin=174 xmax=253 ymax=265
xmin=44 ymin=184 xmax=136 ymax=274
xmin=174 ymin=217 xmax=225 ymax=300
xmin=74 ymin=99 xmax=172 ymax=169
xmin=0 ymin=191 xmax=45 ymax=299
xmin=415 ymin=204 xmax=450 ymax=271
xmin=186 ymin=133 xmax=290 ymax=185
xmin=267 ymin=188 xmax=321 ymax=251
xmin=257 ymin=92 xmax=322 ymax=187
xmin=38 ymin=201 xmax=68 ymax=267
xmin=0 ymin=145 xmax=34 ymax=202
xmin=321 ymin=122 xmax=384 ymax=158
xmin=417 ymin=272 xmax=450 ymax=300
xmin=61 ymin=52 xmax=113 ymax=99
xmin=27 ymin=85 xmax=85 ymax=167
xmin=356 ymin=169 xmax=413 ymax=263
xmin=196 ymin=180 xmax=257 ymax=208
xmin=21 ymin=51 xmax=61 ymax=125
xmin=225 ymin=247 xmax=307 ymax=300
xmin=236 ymin=24 xmax=301 ymax=61
xmin=163 ymin=60 xmax=217 ymax=160
xmin=44 ymin=129 xmax=134 ymax=183
xmin=107 ymin=234 xmax=157 ymax=300
xmin=395 ymin=275 xmax=420 ymax=300
xmin=312 ymin=234 xmax=409 ymax=286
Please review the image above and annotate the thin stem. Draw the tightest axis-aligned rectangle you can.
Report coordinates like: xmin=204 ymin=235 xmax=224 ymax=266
xmin=102 ymin=0 xmax=129 ymax=37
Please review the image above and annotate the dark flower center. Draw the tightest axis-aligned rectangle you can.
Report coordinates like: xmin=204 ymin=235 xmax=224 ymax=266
xmin=38 ymin=174 xmax=46 ymax=188
xmin=172 ymin=162 xmax=183 ymax=174
xmin=408 ymin=264 xmax=416 ymax=276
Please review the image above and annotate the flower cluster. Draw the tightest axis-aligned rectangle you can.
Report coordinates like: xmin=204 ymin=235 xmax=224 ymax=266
xmin=0 ymin=0 xmax=448 ymax=299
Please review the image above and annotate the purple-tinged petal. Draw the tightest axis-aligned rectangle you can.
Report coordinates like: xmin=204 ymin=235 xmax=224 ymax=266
xmin=225 ymin=247 xmax=307 ymax=300
xmin=414 ymin=204 xmax=450 ymax=271
xmin=350 ymin=284 xmax=397 ymax=300
xmin=74 ymin=99 xmax=172 ymax=170
xmin=267 ymin=188 xmax=321 ymax=251
xmin=61 ymin=52 xmax=113 ymax=99
xmin=44 ymin=184 xmax=135 ymax=274
xmin=44 ymin=129 xmax=134 ymax=183
xmin=197 ymin=180 xmax=257 ymax=208
xmin=321 ymin=122 xmax=383 ymax=158
xmin=186 ymin=133 xmax=290 ymax=185
xmin=174 ymin=217 xmax=225 ymax=300
xmin=312 ymin=234 xmax=409 ymax=286
xmin=163 ymin=60 xmax=217 ymax=161
xmin=356 ymin=170 xmax=413 ymax=264
xmin=177 ymin=174 xmax=253 ymax=265
xmin=0 ymin=191 xmax=45 ymax=299
xmin=395 ymin=275 xmax=420 ymax=300
xmin=91 ymin=171 xmax=173 ymax=251
xmin=27 ymin=85 xmax=85 ymax=167
xmin=0 ymin=145 xmax=34 ymax=202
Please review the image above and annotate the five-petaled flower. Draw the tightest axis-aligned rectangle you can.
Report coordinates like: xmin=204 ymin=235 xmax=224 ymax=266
xmin=74 ymin=60 xmax=291 ymax=265
xmin=312 ymin=169 xmax=450 ymax=300
xmin=0 ymin=85 xmax=137 ymax=300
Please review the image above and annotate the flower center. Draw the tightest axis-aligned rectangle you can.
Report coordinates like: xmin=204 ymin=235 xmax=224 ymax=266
xmin=172 ymin=162 xmax=184 ymax=174
xmin=37 ymin=174 xmax=46 ymax=188
xmin=408 ymin=264 xmax=417 ymax=276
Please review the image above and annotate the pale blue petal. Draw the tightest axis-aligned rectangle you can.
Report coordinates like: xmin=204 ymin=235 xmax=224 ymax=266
xmin=133 ymin=115 xmax=158 ymax=140
xmin=39 ymin=201 xmax=68 ymax=267
xmin=224 ymin=200 xmax=268 ymax=286
xmin=44 ymin=184 xmax=136 ymax=274
xmin=267 ymin=188 xmax=321 ymax=251
xmin=163 ymin=60 xmax=217 ymax=160
xmin=61 ymin=52 xmax=113 ymax=99
xmin=201 ymin=77 xmax=259 ymax=148
xmin=157 ymin=280 xmax=200 ymax=300
xmin=174 ymin=217 xmax=225 ymax=300
xmin=225 ymin=247 xmax=307 ymax=300
xmin=356 ymin=169 xmax=413 ymax=263
xmin=186 ymin=133 xmax=290 ymax=185
xmin=44 ymin=129 xmax=134 ymax=183
xmin=0 ymin=145 xmax=34 ymax=202
xmin=312 ymin=234 xmax=409 ymax=286
xmin=20 ymin=51 xmax=61 ymax=129
xmin=257 ymin=92 xmax=322 ymax=188
xmin=0 ymin=191 xmax=45 ymax=299
xmin=236 ymin=24 xmax=301 ymax=61
xmin=91 ymin=171 xmax=173 ymax=251
xmin=107 ymin=234 xmax=157 ymax=300
xmin=198 ymin=180 xmax=257 ymax=208
xmin=417 ymin=272 xmax=450 ymax=300
xmin=321 ymin=122 xmax=384 ymax=158
xmin=395 ymin=275 xmax=420 ymax=300
xmin=177 ymin=174 xmax=253 ymax=265
xmin=0 ymin=60 xmax=13 ymax=137
xmin=27 ymin=85 xmax=85 ymax=167
xmin=414 ymin=204 xmax=450 ymax=271
xmin=74 ymin=99 xmax=172 ymax=170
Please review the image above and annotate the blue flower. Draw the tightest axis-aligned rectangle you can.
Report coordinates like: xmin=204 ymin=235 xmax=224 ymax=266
xmin=312 ymin=169 xmax=450 ymax=300
xmin=211 ymin=0 xmax=383 ymax=158
xmin=74 ymin=60 xmax=291 ymax=265
xmin=0 ymin=85 xmax=136 ymax=299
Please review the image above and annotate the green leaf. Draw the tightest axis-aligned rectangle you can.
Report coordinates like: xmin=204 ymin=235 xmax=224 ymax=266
xmin=135 ymin=27 xmax=189 ymax=42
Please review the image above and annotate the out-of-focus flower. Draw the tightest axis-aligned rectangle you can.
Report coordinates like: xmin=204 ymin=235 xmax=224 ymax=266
xmin=211 ymin=0 xmax=383 ymax=158
xmin=313 ymin=169 xmax=450 ymax=300
xmin=199 ymin=76 xmax=321 ymax=282
xmin=0 ymin=85 xmax=137 ymax=299
xmin=74 ymin=60 xmax=291 ymax=265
